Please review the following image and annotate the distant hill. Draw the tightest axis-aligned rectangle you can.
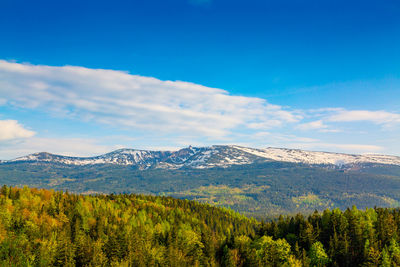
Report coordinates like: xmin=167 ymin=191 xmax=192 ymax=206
xmin=1 ymin=145 xmax=400 ymax=217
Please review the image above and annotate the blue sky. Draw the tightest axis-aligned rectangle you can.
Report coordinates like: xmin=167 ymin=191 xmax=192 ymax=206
xmin=0 ymin=0 xmax=399 ymax=158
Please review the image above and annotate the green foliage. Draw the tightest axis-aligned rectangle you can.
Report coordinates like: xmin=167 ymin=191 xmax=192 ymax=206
xmin=0 ymin=185 xmax=267 ymax=266
xmin=1 ymin=161 xmax=400 ymax=218
xmin=309 ymin=242 xmax=329 ymax=267
xmin=253 ymin=235 xmax=291 ymax=266
xmin=258 ymin=206 xmax=400 ymax=267
xmin=2 ymin=185 xmax=400 ymax=266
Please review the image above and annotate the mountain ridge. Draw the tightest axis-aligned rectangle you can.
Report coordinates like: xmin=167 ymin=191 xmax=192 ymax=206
xmin=2 ymin=145 xmax=400 ymax=216
xmin=5 ymin=145 xmax=400 ymax=169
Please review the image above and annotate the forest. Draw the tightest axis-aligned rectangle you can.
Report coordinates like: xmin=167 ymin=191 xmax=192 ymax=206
xmin=1 ymin=185 xmax=400 ymax=266
xmin=1 ymin=161 xmax=400 ymax=218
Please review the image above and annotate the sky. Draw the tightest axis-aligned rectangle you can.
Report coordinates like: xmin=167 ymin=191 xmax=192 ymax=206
xmin=0 ymin=0 xmax=399 ymax=159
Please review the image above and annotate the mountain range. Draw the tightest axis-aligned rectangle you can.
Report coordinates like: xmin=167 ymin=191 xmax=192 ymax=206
xmin=6 ymin=145 xmax=400 ymax=169
xmin=2 ymin=145 xmax=400 ymax=218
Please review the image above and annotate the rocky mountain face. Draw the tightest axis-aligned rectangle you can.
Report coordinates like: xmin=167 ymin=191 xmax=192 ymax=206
xmin=6 ymin=145 xmax=400 ymax=169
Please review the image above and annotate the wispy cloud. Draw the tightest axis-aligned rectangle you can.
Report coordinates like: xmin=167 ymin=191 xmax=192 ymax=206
xmin=302 ymin=108 xmax=400 ymax=133
xmin=297 ymin=120 xmax=341 ymax=133
xmin=0 ymin=60 xmax=399 ymax=157
xmin=0 ymin=60 xmax=301 ymax=139
xmin=327 ymin=110 xmax=400 ymax=126
xmin=297 ymin=120 xmax=327 ymax=131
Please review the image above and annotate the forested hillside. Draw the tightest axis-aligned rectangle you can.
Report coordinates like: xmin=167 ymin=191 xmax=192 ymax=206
xmin=2 ymin=186 xmax=400 ymax=266
xmin=1 ymin=161 xmax=400 ymax=218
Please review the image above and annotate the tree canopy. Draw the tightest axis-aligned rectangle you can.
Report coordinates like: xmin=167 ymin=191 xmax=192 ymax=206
xmin=1 ymin=185 xmax=400 ymax=266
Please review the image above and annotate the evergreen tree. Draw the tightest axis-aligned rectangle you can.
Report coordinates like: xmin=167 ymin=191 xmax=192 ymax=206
xmin=309 ymin=241 xmax=329 ymax=267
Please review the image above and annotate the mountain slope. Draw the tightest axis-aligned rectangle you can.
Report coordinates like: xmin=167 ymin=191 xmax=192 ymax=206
xmin=6 ymin=145 xmax=400 ymax=169
xmin=3 ymin=145 xmax=400 ymax=217
xmin=1 ymin=159 xmax=400 ymax=217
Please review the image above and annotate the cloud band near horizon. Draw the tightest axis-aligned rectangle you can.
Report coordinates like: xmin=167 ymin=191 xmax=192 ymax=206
xmin=0 ymin=60 xmax=399 ymax=158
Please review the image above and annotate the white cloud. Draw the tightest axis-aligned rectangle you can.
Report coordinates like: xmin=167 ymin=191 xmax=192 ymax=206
xmin=247 ymin=132 xmax=319 ymax=147
xmin=297 ymin=120 xmax=341 ymax=133
xmin=0 ymin=120 xmax=35 ymax=141
xmin=248 ymin=120 xmax=283 ymax=129
xmin=1 ymin=60 xmax=399 ymax=157
xmin=0 ymin=60 xmax=301 ymax=139
xmin=291 ymin=142 xmax=383 ymax=154
xmin=297 ymin=120 xmax=327 ymax=130
xmin=327 ymin=110 xmax=400 ymax=125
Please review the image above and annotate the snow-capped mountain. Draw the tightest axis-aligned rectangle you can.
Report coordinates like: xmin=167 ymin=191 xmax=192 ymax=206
xmin=9 ymin=149 xmax=172 ymax=169
xmin=6 ymin=145 xmax=400 ymax=169
xmin=231 ymin=146 xmax=400 ymax=166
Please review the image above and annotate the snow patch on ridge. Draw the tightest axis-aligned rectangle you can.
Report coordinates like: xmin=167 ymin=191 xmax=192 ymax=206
xmin=231 ymin=146 xmax=400 ymax=166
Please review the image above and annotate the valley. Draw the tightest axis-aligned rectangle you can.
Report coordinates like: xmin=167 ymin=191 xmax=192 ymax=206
xmin=2 ymin=146 xmax=400 ymax=218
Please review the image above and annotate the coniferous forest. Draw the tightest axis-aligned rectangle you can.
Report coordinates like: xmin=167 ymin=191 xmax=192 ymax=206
xmin=2 ymin=161 xmax=400 ymax=218
xmin=1 ymin=186 xmax=400 ymax=266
